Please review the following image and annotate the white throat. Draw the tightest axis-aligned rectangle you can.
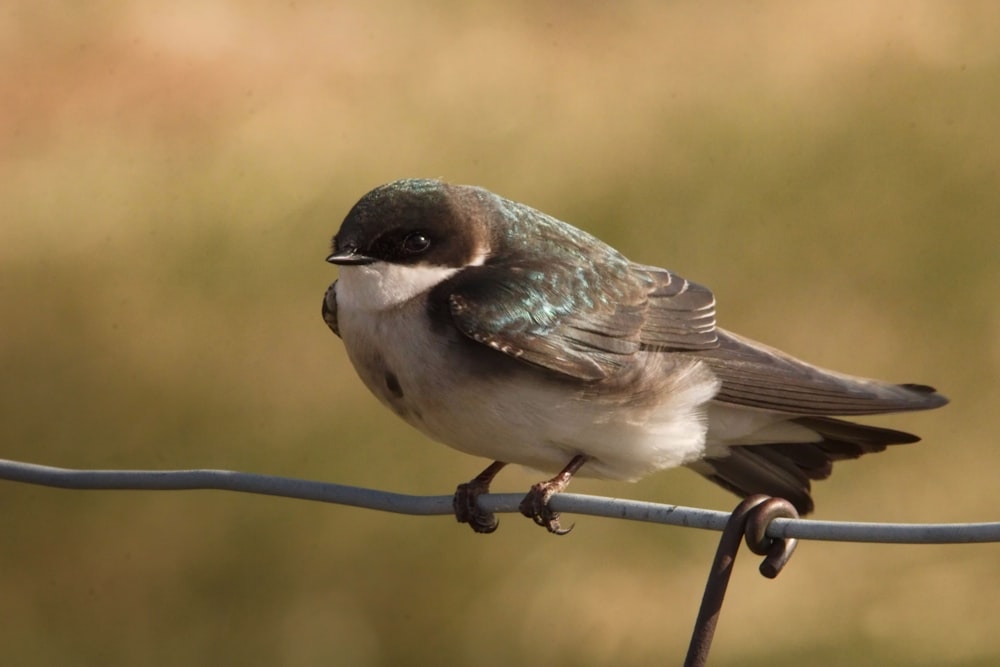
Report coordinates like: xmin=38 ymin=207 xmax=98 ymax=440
xmin=336 ymin=262 xmax=461 ymax=311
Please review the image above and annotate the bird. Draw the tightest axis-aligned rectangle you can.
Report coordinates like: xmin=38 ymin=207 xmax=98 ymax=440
xmin=322 ymin=178 xmax=947 ymax=535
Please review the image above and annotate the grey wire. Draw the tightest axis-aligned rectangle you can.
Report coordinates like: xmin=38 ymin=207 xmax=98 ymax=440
xmin=1 ymin=458 xmax=998 ymax=544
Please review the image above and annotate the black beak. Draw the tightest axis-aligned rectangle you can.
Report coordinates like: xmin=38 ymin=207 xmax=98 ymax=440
xmin=326 ymin=250 xmax=376 ymax=265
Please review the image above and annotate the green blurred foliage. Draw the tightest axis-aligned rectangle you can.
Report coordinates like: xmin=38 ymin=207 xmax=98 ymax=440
xmin=1 ymin=2 xmax=998 ymax=665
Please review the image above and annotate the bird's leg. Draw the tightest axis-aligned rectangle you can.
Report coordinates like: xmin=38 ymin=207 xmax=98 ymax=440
xmin=454 ymin=460 xmax=507 ymax=534
xmin=519 ymin=454 xmax=590 ymax=535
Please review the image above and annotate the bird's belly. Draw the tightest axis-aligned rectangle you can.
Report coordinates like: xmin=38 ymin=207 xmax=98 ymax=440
xmin=338 ymin=304 xmax=721 ymax=481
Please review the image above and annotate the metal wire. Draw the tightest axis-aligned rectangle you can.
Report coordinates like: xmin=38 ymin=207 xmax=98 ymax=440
xmin=683 ymin=496 xmax=800 ymax=667
xmin=1 ymin=458 xmax=998 ymax=543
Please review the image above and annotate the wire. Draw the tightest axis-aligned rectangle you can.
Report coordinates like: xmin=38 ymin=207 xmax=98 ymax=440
xmin=2 ymin=458 xmax=998 ymax=544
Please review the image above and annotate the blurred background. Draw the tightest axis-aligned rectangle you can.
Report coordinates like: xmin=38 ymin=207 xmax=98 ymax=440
xmin=2 ymin=2 xmax=998 ymax=665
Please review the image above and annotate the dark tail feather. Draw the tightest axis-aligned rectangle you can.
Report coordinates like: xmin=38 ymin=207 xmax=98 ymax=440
xmin=688 ymin=417 xmax=921 ymax=515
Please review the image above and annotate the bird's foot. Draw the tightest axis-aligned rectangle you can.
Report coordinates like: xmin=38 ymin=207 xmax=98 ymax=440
xmin=453 ymin=480 xmax=499 ymax=533
xmin=453 ymin=461 xmax=507 ymax=534
xmin=519 ymin=481 xmax=574 ymax=535
xmin=518 ymin=454 xmax=589 ymax=535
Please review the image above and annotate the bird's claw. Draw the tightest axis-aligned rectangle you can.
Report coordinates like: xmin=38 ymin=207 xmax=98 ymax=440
xmin=519 ymin=483 xmax=574 ymax=535
xmin=453 ymin=482 xmax=499 ymax=534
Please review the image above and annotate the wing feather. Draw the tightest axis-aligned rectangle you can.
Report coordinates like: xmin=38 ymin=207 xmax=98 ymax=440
xmin=690 ymin=331 xmax=948 ymax=415
xmin=440 ymin=261 xmax=721 ymax=381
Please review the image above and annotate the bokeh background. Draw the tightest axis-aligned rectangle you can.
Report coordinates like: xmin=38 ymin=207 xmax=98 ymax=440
xmin=2 ymin=2 xmax=998 ymax=665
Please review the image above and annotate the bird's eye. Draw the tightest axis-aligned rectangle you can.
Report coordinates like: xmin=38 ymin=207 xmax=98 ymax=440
xmin=402 ymin=232 xmax=431 ymax=255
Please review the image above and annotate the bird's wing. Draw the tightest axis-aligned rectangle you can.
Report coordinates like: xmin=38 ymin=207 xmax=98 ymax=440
xmin=632 ymin=264 xmax=719 ymax=350
xmin=440 ymin=251 xmax=947 ymax=414
xmin=690 ymin=330 xmax=948 ymax=414
xmin=322 ymin=281 xmax=340 ymax=337
xmin=439 ymin=261 xmax=718 ymax=381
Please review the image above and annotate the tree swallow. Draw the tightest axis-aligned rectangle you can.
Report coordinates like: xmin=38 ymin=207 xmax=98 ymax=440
xmin=322 ymin=178 xmax=947 ymax=534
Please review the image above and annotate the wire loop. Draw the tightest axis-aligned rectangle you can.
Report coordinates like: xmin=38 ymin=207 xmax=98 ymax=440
xmin=684 ymin=496 xmax=800 ymax=667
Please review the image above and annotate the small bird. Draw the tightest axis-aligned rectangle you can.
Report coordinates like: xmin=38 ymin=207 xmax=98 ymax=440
xmin=322 ymin=178 xmax=947 ymax=534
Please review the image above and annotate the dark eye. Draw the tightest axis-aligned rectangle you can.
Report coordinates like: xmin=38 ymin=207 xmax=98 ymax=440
xmin=402 ymin=232 xmax=431 ymax=255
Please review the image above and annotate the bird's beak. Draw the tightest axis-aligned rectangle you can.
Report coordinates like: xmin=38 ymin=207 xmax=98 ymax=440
xmin=326 ymin=249 xmax=376 ymax=265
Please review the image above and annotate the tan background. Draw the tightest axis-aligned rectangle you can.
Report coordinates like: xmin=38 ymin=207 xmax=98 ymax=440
xmin=2 ymin=2 xmax=998 ymax=665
